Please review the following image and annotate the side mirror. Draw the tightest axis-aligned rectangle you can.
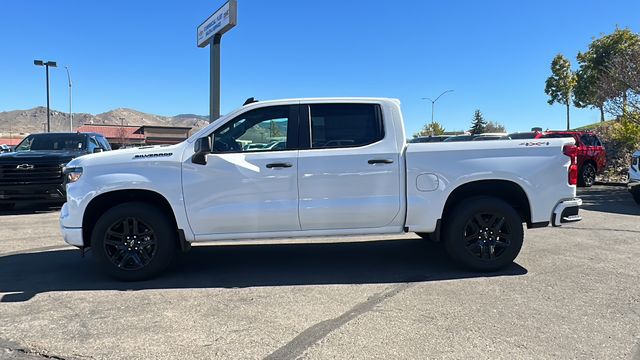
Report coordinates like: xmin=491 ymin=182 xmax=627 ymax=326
xmin=93 ymin=148 xmax=104 ymax=153
xmin=192 ymin=136 xmax=212 ymax=165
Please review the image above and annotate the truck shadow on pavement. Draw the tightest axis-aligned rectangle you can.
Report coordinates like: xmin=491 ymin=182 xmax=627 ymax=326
xmin=578 ymin=185 xmax=640 ymax=216
xmin=0 ymin=239 xmax=527 ymax=303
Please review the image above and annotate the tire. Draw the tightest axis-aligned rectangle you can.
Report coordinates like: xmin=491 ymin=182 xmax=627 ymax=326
xmin=579 ymin=163 xmax=596 ymax=188
xmin=91 ymin=202 xmax=178 ymax=281
xmin=442 ymin=196 xmax=524 ymax=272
xmin=633 ymin=192 xmax=640 ymax=205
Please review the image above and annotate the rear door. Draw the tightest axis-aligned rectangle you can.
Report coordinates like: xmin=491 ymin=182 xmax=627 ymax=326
xmin=297 ymin=103 xmax=401 ymax=230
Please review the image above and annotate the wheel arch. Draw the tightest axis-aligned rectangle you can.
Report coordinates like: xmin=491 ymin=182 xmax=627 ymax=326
xmin=441 ymin=179 xmax=533 ymax=227
xmin=82 ymin=189 xmax=180 ymax=248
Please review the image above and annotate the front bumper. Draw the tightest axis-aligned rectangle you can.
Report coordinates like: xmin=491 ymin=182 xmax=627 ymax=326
xmin=60 ymin=225 xmax=84 ymax=247
xmin=60 ymin=203 xmax=84 ymax=247
xmin=0 ymin=183 xmax=66 ymax=203
xmin=552 ymin=198 xmax=582 ymax=227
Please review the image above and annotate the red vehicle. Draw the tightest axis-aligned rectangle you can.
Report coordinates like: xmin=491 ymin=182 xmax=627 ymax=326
xmin=535 ymin=131 xmax=606 ymax=187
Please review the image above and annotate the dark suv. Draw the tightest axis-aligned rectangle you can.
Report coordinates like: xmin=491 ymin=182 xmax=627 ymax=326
xmin=536 ymin=131 xmax=606 ymax=187
xmin=0 ymin=132 xmax=111 ymax=209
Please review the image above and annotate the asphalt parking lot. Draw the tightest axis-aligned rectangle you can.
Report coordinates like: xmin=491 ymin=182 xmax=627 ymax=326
xmin=1 ymin=185 xmax=639 ymax=360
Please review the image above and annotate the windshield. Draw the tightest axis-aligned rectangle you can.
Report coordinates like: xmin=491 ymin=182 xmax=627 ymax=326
xmin=15 ymin=134 xmax=86 ymax=152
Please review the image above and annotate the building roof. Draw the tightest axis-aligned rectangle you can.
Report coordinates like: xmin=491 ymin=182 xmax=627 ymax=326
xmin=0 ymin=138 xmax=23 ymax=146
xmin=76 ymin=125 xmax=145 ymax=140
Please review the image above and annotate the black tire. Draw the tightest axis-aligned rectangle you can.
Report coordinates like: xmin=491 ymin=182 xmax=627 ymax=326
xmin=579 ymin=163 xmax=596 ymax=187
xmin=442 ymin=196 xmax=524 ymax=272
xmin=633 ymin=192 xmax=640 ymax=205
xmin=91 ymin=202 xmax=178 ymax=281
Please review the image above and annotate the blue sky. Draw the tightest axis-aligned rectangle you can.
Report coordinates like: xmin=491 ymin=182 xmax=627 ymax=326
xmin=1 ymin=0 xmax=638 ymax=135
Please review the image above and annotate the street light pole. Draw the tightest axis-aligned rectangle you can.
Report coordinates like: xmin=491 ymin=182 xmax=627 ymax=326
xmin=422 ymin=89 xmax=454 ymax=124
xmin=34 ymin=60 xmax=57 ymax=133
xmin=65 ymin=66 xmax=73 ymax=132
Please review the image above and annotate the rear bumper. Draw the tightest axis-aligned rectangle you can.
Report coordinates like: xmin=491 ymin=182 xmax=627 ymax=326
xmin=0 ymin=183 xmax=66 ymax=203
xmin=552 ymin=198 xmax=582 ymax=226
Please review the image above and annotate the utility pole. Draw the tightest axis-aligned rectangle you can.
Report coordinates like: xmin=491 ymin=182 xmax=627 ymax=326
xmin=34 ymin=60 xmax=57 ymax=132
xmin=65 ymin=66 xmax=73 ymax=131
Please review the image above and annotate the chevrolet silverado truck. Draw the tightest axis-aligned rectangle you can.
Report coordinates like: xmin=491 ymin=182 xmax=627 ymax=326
xmin=0 ymin=132 xmax=111 ymax=210
xmin=59 ymin=98 xmax=582 ymax=280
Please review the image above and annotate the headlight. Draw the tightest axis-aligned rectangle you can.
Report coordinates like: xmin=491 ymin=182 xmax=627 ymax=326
xmin=63 ymin=166 xmax=83 ymax=183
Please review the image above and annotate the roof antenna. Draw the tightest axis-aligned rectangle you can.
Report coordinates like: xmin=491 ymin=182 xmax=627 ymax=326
xmin=243 ymin=97 xmax=258 ymax=106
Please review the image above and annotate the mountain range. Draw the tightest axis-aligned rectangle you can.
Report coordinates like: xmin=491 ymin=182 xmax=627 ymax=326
xmin=0 ymin=107 xmax=210 ymax=135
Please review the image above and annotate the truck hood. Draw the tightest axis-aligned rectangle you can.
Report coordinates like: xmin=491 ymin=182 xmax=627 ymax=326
xmin=65 ymin=144 xmax=185 ymax=169
xmin=0 ymin=150 xmax=84 ymax=162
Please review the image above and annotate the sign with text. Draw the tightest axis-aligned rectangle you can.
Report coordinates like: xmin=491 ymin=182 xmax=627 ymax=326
xmin=197 ymin=0 xmax=237 ymax=47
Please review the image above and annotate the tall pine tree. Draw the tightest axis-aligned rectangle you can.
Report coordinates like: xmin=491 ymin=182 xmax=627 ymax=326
xmin=469 ymin=110 xmax=487 ymax=134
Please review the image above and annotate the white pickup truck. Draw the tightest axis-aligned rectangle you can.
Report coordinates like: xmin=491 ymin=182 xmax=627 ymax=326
xmin=60 ymin=98 xmax=582 ymax=280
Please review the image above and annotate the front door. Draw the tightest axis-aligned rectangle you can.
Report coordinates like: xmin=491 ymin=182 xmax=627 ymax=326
xmin=182 ymin=105 xmax=300 ymax=235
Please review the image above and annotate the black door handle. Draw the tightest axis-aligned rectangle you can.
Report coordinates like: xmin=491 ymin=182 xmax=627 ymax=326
xmin=266 ymin=162 xmax=293 ymax=168
xmin=368 ymin=159 xmax=394 ymax=164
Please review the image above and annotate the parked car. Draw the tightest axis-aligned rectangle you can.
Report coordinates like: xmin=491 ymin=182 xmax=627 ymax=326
xmin=60 ymin=98 xmax=581 ymax=280
xmin=443 ymin=134 xmax=477 ymax=142
xmin=0 ymin=132 xmax=111 ymax=210
xmin=409 ymin=135 xmax=450 ymax=143
xmin=536 ymin=131 xmax=606 ymax=187
xmin=507 ymin=131 xmax=541 ymax=139
xmin=472 ymin=134 xmax=507 ymax=141
xmin=0 ymin=144 xmax=11 ymax=153
xmin=629 ymin=150 xmax=640 ymax=204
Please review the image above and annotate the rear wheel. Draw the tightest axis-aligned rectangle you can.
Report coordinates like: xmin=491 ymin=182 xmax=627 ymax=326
xmin=633 ymin=191 xmax=640 ymax=205
xmin=91 ymin=202 xmax=177 ymax=281
xmin=579 ymin=163 xmax=596 ymax=187
xmin=442 ymin=196 xmax=524 ymax=272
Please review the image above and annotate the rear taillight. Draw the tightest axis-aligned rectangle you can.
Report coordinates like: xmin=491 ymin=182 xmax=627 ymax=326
xmin=563 ymin=145 xmax=578 ymax=185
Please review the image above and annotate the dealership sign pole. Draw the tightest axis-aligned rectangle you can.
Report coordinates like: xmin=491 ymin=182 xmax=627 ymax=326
xmin=197 ymin=0 xmax=237 ymax=123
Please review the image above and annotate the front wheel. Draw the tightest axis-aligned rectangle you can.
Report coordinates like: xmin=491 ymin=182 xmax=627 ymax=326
xmin=579 ymin=163 xmax=596 ymax=187
xmin=91 ymin=202 xmax=178 ymax=281
xmin=442 ymin=196 xmax=524 ymax=272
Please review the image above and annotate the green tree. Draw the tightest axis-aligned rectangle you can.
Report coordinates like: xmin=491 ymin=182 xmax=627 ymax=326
xmin=414 ymin=121 xmax=446 ymax=137
xmin=469 ymin=110 xmax=487 ymax=134
xmin=574 ymin=28 xmax=640 ymax=121
xmin=485 ymin=120 xmax=506 ymax=133
xmin=545 ymin=54 xmax=577 ymax=130
xmin=269 ymin=120 xmax=282 ymax=137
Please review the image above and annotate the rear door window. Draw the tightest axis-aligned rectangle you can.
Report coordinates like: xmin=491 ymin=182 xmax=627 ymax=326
xmin=307 ymin=104 xmax=383 ymax=149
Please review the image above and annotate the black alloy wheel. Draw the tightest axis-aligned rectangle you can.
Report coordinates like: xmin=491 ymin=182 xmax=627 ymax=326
xmin=443 ymin=196 xmax=524 ymax=272
xmin=463 ymin=213 xmax=511 ymax=260
xmin=580 ymin=163 xmax=596 ymax=187
xmin=104 ymin=217 xmax=158 ymax=271
xmin=91 ymin=202 xmax=177 ymax=281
